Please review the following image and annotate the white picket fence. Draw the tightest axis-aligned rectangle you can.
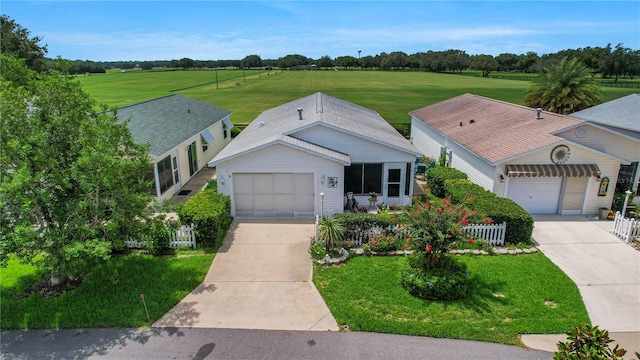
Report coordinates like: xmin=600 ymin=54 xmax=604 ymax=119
xmin=612 ymin=211 xmax=640 ymax=244
xmin=126 ymin=225 xmax=197 ymax=249
xmin=348 ymin=225 xmax=411 ymax=246
xmin=314 ymin=215 xmax=507 ymax=246
xmin=462 ymin=222 xmax=507 ymax=246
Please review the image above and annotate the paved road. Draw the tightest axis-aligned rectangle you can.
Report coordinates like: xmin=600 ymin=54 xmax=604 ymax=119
xmin=1 ymin=328 xmax=552 ymax=360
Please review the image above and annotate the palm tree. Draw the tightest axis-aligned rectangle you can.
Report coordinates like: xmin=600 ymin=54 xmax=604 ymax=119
xmin=525 ymin=57 xmax=603 ymax=115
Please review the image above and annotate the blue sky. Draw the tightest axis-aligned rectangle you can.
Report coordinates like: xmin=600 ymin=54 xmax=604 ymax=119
xmin=3 ymin=1 xmax=639 ymax=61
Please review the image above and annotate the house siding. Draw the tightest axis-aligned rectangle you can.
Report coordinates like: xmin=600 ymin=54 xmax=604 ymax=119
xmin=154 ymin=117 xmax=231 ymax=200
xmin=557 ymin=125 xmax=640 ymax=162
xmin=293 ymin=124 xmax=415 ymax=163
xmin=411 ymin=118 xmax=495 ymax=191
xmin=215 ymin=144 xmax=345 ymax=217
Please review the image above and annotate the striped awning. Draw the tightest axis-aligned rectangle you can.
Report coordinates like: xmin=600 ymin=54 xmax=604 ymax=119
xmin=505 ymin=164 xmax=601 ymax=178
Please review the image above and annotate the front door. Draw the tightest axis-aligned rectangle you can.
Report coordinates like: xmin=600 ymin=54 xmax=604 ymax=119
xmin=187 ymin=141 xmax=198 ymax=177
xmin=384 ymin=164 xmax=404 ymax=205
xmin=171 ymin=152 xmax=181 ymax=190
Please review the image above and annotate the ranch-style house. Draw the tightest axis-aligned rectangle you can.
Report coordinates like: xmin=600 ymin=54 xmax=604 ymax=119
xmin=118 ymin=94 xmax=233 ymax=200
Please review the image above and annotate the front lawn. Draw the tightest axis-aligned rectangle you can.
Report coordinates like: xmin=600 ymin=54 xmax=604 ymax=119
xmin=1 ymin=254 xmax=214 ymax=329
xmin=313 ymin=253 xmax=589 ymax=345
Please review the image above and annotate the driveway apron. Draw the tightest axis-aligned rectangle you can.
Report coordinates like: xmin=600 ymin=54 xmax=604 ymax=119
xmin=530 ymin=215 xmax=639 ymax=351
xmin=154 ymin=218 xmax=339 ymax=331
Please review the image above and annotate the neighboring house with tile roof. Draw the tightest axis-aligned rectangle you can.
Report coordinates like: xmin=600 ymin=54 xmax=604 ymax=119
xmin=569 ymin=94 xmax=640 ymax=196
xmin=118 ymin=94 xmax=233 ymax=200
xmin=410 ymin=93 xmax=640 ymax=215
xmin=209 ymin=92 xmax=421 ymax=217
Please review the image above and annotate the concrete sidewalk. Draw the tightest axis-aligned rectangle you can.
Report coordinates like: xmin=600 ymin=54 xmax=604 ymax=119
xmin=521 ymin=215 xmax=640 ymax=354
xmin=153 ymin=218 xmax=338 ymax=331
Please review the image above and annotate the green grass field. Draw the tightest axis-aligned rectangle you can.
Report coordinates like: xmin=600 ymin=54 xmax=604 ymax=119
xmin=1 ymin=254 xmax=214 ymax=329
xmin=77 ymin=69 xmax=639 ymax=126
xmin=314 ymin=253 xmax=590 ymax=345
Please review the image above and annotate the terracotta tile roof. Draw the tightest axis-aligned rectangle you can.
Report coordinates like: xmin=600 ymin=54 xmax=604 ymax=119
xmin=410 ymin=94 xmax=585 ymax=164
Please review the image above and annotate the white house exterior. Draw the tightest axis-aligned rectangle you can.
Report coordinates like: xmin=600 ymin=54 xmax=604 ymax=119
xmin=410 ymin=94 xmax=639 ymax=215
xmin=209 ymin=92 xmax=421 ymax=217
xmin=118 ymin=94 xmax=233 ymax=200
xmin=569 ymin=94 xmax=640 ymax=198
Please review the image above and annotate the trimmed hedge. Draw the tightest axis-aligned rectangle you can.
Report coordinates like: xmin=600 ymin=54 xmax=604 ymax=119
xmin=444 ymin=179 xmax=493 ymax=204
xmin=178 ymin=187 xmax=232 ymax=248
xmin=427 ymin=166 xmax=467 ymax=198
xmin=334 ymin=213 xmax=392 ymax=245
xmin=443 ymin=178 xmax=534 ymax=244
xmin=472 ymin=197 xmax=534 ymax=245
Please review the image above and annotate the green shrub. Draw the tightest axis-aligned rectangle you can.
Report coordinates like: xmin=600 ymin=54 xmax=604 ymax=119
xmin=144 ymin=216 xmax=173 ymax=256
xmin=334 ymin=213 xmax=392 ymax=245
xmin=204 ymin=178 xmax=218 ymax=193
xmin=178 ymin=189 xmax=232 ymax=248
xmin=554 ymin=324 xmax=627 ymax=360
xmin=444 ymin=178 xmax=494 ymax=204
xmin=442 ymin=178 xmax=534 ymax=245
xmin=426 ymin=167 xmax=467 ymax=198
xmin=473 ymin=197 xmax=534 ymax=244
xmin=401 ymin=254 xmax=471 ymax=300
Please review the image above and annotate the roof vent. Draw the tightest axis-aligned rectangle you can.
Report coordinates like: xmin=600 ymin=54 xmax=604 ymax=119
xmin=469 ymin=119 xmax=475 ymax=124
xmin=258 ymin=121 xmax=265 ymax=127
xmin=297 ymin=108 xmax=303 ymax=120
xmin=536 ymin=108 xmax=542 ymax=120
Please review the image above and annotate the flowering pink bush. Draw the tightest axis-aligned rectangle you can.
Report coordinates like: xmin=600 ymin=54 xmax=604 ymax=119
xmin=404 ymin=198 xmax=478 ymax=269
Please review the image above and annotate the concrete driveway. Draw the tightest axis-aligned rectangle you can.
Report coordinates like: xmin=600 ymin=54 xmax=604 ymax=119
xmin=154 ymin=218 xmax=339 ymax=331
xmin=525 ymin=215 xmax=640 ymax=353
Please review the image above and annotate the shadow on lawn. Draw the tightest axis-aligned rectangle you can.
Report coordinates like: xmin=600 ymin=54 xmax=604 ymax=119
xmin=1 ymin=254 xmax=212 ymax=330
xmin=438 ymin=274 xmax=509 ymax=314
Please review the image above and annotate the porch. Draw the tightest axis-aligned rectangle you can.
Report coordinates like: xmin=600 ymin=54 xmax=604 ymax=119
xmin=172 ymin=167 xmax=216 ymax=203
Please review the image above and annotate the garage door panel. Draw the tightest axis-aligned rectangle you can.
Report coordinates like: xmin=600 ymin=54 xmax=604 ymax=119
xmin=274 ymin=173 xmax=294 ymax=193
xmin=234 ymin=174 xmax=253 ymax=194
xmin=253 ymin=174 xmax=273 ymax=194
xmin=508 ymin=177 xmax=562 ymax=214
xmin=294 ymin=173 xmax=314 ymax=214
xmin=233 ymin=172 xmax=314 ymax=217
xmin=275 ymin=195 xmax=294 ymax=215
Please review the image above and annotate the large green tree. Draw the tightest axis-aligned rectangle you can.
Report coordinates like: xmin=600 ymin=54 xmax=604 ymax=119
xmin=1 ymin=15 xmax=48 ymax=72
xmin=470 ymin=54 xmax=499 ymax=77
xmin=0 ymin=55 xmax=153 ymax=285
xmin=524 ymin=57 xmax=603 ymax=115
xmin=241 ymin=54 xmax=262 ymax=69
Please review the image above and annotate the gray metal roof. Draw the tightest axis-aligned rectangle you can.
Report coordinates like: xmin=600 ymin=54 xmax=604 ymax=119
xmin=209 ymin=92 xmax=419 ymax=166
xmin=569 ymin=94 xmax=640 ymax=134
xmin=117 ymin=94 xmax=232 ymax=157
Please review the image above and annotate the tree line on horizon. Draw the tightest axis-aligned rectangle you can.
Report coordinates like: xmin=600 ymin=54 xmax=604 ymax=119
xmin=2 ymin=14 xmax=639 ymax=82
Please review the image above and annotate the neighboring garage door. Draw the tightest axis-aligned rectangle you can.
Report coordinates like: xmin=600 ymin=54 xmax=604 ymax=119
xmin=233 ymin=173 xmax=314 ymax=217
xmin=507 ymin=177 xmax=562 ymax=214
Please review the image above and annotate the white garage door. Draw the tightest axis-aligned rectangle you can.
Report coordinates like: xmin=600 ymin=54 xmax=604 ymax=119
xmin=233 ymin=173 xmax=314 ymax=217
xmin=507 ymin=177 xmax=562 ymax=214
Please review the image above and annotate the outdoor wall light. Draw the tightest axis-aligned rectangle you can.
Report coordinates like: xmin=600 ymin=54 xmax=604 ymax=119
xmin=220 ymin=175 xmax=225 ymax=185
xmin=321 ymin=175 xmax=326 ymax=184
xmin=499 ymin=174 xmax=505 ymax=183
